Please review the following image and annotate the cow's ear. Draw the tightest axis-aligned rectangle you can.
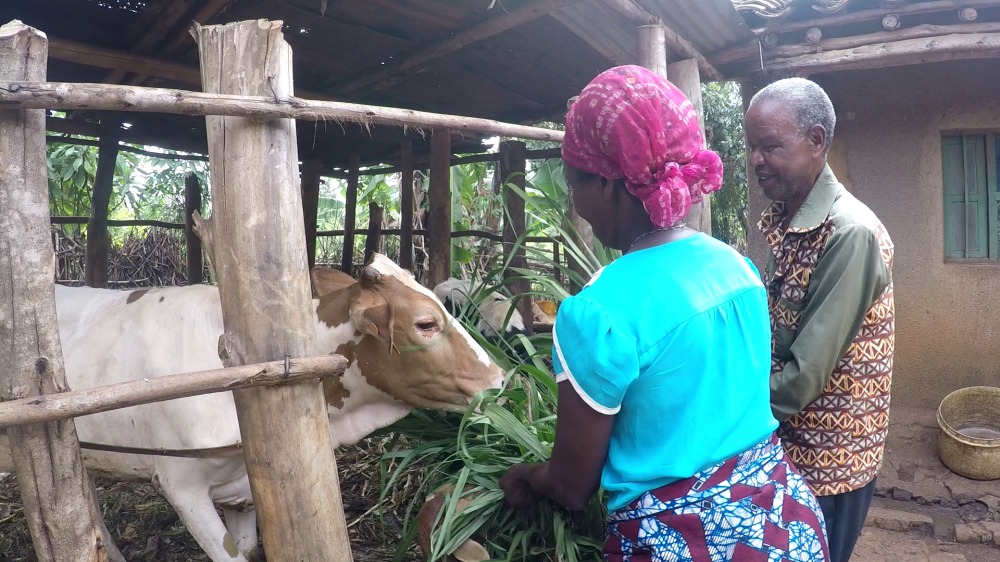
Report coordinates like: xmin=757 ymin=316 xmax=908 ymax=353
xmin=452 ymin=539 xmax=490 ymax=562
xmin=311 ymin=267 xmax=348 ymax=297
xmin=349 ymin=287 xmax=394 ymax=348
xmin=358 ymin=303 xmax=393 ymax=344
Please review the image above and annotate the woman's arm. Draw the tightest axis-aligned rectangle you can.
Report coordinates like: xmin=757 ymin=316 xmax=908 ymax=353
xmin=500 ymin=380 xmax=615 ymax=511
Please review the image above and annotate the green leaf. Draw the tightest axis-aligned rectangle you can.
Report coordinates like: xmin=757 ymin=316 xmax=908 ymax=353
xmin=453 ymin=245 xmax=474 ymax=265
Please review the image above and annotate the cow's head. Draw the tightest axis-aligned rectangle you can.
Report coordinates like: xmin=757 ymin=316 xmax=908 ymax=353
xmin=312 ymin=255 xmax=504 ymax=432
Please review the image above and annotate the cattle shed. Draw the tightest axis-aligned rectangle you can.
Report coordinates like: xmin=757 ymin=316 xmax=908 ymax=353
xmin=4 ymin=0 xmax=998 ymax=560
xmin=0 ymin=0 xmax=748 ymax=295
xmin=0 ymin=1 xmax=748 ymax=561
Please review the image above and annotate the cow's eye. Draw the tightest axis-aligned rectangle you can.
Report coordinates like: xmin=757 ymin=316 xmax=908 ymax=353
xmin=415 ymin=319 xmax=438 ymax=333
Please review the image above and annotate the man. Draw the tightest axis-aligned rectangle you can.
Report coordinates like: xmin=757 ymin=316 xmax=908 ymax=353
xmin=745 ymin=77 xmax=895 ymax=562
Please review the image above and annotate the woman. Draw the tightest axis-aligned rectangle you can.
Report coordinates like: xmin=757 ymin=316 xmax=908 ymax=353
xmin=498 ymin=66 xmax=829 ymax=562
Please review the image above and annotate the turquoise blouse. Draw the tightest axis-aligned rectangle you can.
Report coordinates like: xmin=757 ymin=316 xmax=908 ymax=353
xmin=552 ymin=233 xmax=779 ymax=511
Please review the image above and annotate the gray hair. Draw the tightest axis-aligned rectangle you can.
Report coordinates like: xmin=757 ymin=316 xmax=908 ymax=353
xmin=749 ymin=78 xmax=836 ymax=152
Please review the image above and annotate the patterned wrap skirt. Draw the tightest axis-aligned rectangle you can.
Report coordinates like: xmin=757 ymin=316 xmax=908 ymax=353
xmin=604 ymin=434 xmax=829 ymax=562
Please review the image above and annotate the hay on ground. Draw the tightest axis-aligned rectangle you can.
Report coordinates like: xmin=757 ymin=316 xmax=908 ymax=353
xmin=0 ymin=436 xmax=427 ymax=561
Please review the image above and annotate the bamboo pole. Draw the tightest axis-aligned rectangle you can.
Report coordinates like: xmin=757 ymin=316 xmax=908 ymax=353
xmin=184 ymin=173 xmax=203 ymax=284
xmin=0 ymin=82 xmax=566 ymax=142
xmin=301 ymin=160 xmax=322 ymax=271
xmin=0 ymin=356 xmax=347 ymax=430
xmin=667 ymin=59 xmax=711 ymax=236
xmin=192 ymin=19 xmax=353 ymax=562
xmin=500 ymin=140 xmax=533 ymax=336
xmin=331 ymin=0 xmax=579 ymax=95
xmin=0 ymin=20 xmax=109 ymax=562
xmin=399 ymin=140 xmax=415 ymax=270
xmin=84 ymin=116 xmax=119 ymax=289
xmin=428 ymin=130 xmax=452 ymax=288
xmin=342 ymin=154 xmax=360 ymax=274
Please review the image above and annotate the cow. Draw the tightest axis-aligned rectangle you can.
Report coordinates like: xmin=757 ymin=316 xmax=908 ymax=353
xmin=432 ymin=278 xmax=526 ymax=338
xmin=0 ymin=254 xmax=504 ymax=562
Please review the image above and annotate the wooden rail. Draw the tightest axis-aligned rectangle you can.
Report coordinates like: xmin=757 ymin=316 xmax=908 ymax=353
xmin=359 ymin=147 xmax=563 ymax=176
xmin=0 ymin=356 xmax=348 ymax=430
xmin=43 ymin=133 xmax=560 ymax=175
xmin=46 ymin=134 xmax=209 ymax=161
xmin=50 ymin=217 xmax=560 ymax=245
xmin=51 ymin=216 xmax=186 ymax=229
xmin=1 ymin=81 xmax=565 ymax=143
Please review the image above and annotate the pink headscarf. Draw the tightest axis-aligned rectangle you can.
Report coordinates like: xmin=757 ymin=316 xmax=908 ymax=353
xmin=562 ymin=65 xmax=723 ymax=228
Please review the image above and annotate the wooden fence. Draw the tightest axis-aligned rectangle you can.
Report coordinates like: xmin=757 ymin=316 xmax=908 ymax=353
xmin=0 ymin=17 xmax=564 ymax=562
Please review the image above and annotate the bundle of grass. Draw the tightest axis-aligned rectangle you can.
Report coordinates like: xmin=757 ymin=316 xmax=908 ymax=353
xmin=376 ymin=334 xmax=608 ymax=562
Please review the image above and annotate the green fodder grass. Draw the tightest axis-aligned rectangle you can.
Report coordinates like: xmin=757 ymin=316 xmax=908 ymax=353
xmin=374 ymin=334 xmax=608 ymax=562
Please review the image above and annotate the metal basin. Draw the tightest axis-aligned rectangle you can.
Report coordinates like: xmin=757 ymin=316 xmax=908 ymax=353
xmin=936 ymin=386 xmax=1000 ymax=481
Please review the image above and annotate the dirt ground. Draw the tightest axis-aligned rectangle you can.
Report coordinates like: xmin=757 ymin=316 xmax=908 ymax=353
xmin=850 ymin=406 xmax=1000 ymax=562
xmin=2 ymin=408 xmax=997 ymax=561
xmin=852 ymin=528 xmax=1000 ymax=562
xmin=0 ymin=436 xmax=425 ymax=562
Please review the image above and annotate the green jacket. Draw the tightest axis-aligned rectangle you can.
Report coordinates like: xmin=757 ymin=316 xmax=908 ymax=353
xmin=761 ymin=165 xmax=893 ymax=422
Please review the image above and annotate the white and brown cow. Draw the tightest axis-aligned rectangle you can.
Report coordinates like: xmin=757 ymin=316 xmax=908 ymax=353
xmin=0 ymin=254 xmax=503 ymax=562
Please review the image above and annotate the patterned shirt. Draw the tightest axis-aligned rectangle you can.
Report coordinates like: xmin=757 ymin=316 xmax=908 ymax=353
xmin=758 ymin=165 xmax=895 ymax=497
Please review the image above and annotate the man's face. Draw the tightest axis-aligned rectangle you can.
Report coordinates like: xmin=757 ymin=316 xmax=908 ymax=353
xmin=745 ymin=99 xmax=827 ymax=204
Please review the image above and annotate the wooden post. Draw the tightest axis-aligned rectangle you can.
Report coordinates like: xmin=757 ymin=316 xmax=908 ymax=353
xmin=428 ymin=130 xmax=452 ymax=288
xmin=553 ymin=241 xmax=562 ymax=285
xmin=742 ymin=78 xmax=772 ymax=273
xmin=565 ymin=197 xmax=595 ymax=296
xmin=399 ymin=140 xmax=415 ymax=270
xmin=364 ymin=200 xmax=384 ymax=265
xmin=0 ymin=20 xmax=109 ymax=562
xmin=184 ymin=173 xmax=203 ymax=284
xmin=192 ymin=20 xmax=353 ymax=562
xmin=637 ymin=23 xmax=668 ymax=79
xmin=342 ymin=154 xmax=360 ymax=274
xmin=667 ymin=59 xmax=712 ymax=236
xmin=84 ymin=115 xmax=120 ymax=288
xmin=500 ymin=140 xmax=533 ymax=336
xmin=301 ymin=159 xmax=322 ymax=270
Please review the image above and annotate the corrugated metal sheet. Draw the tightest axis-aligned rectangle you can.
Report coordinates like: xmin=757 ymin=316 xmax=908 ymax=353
xmin=552 ymin=0 xmax=640 ymax=66
xmin=639 ymin=0 xmax=755 ymax=55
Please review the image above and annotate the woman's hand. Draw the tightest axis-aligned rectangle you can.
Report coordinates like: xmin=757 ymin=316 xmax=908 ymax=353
xmin=499 ymin=463 xmax=544 ymax=509
xmin=498 ymin=381 xmax=615 ymax=512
